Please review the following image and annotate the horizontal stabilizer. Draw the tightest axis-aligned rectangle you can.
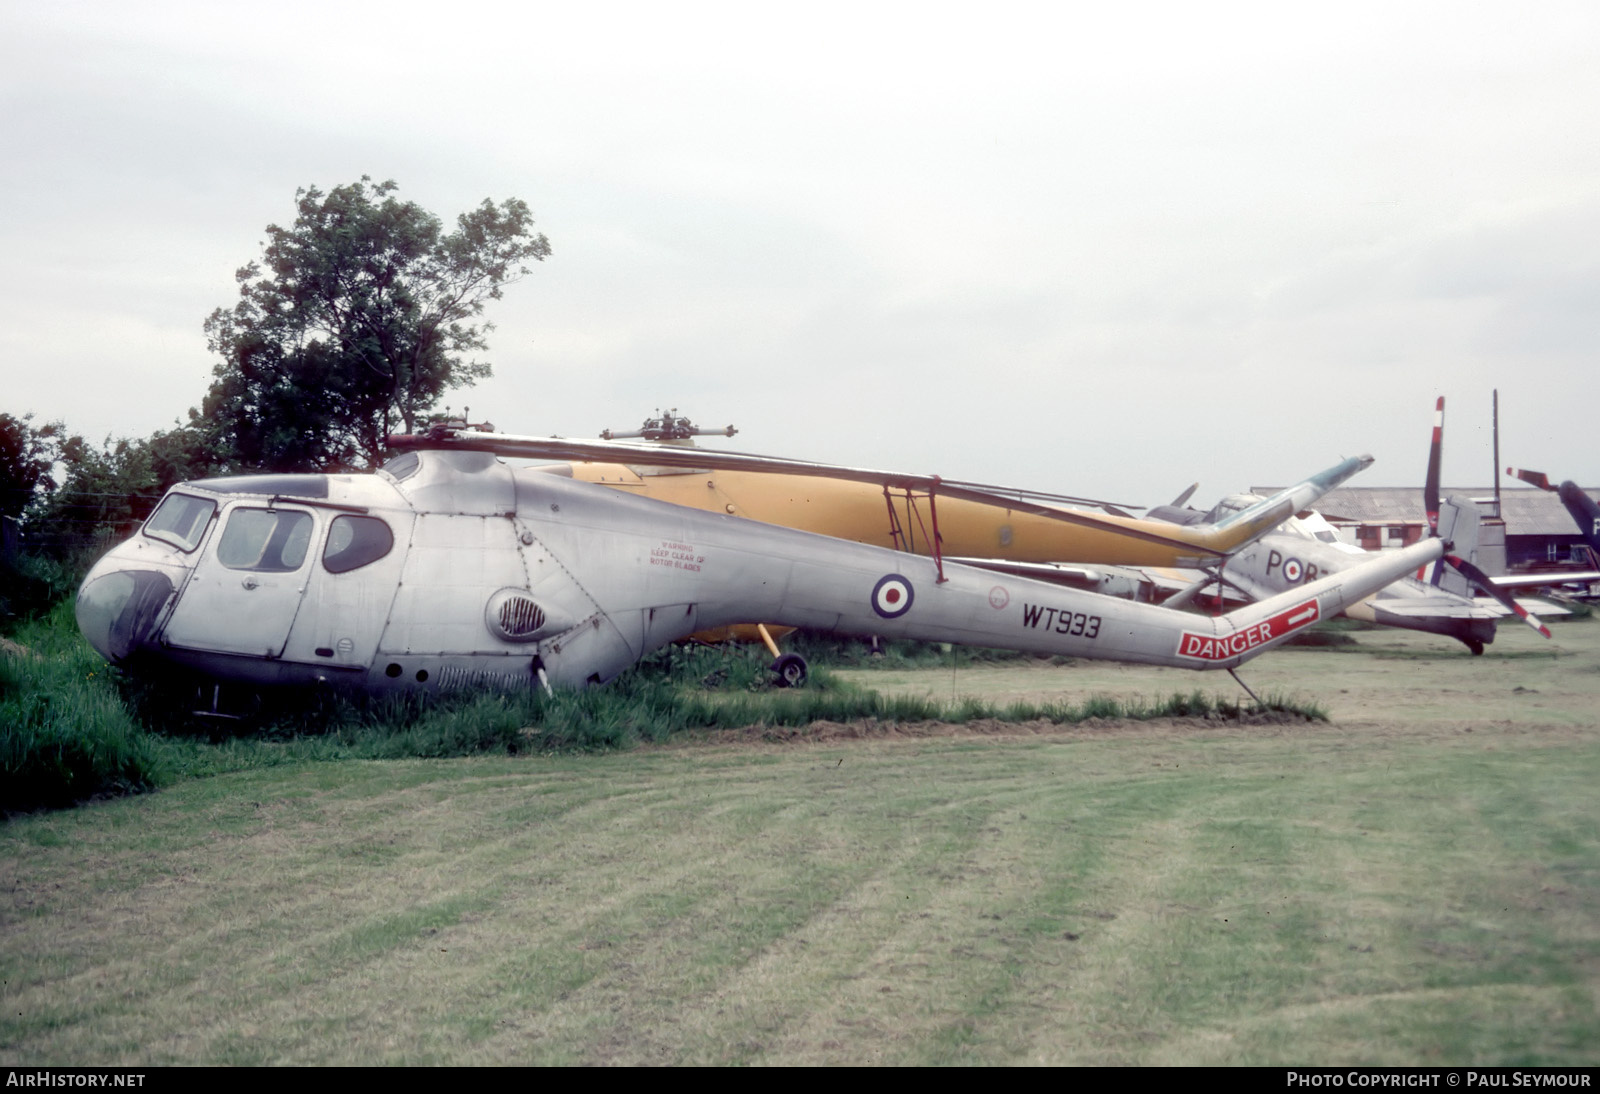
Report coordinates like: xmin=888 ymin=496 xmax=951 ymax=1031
xmin=1369 ymin=598 xmax=1501 ymax=621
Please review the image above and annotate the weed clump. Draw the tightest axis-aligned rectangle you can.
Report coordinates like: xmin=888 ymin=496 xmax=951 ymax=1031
xmin=1 ymin=602 xmax=169 ymax=811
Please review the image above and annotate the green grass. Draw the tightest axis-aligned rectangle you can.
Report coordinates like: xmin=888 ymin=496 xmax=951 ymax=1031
xmin=2 ymin=601 xmax=1596 ymax=1063
xmin=1 ymin=719 xmax=1595 ymax=1064
xmin=786 ymin=628 xmax=1072 ymax=669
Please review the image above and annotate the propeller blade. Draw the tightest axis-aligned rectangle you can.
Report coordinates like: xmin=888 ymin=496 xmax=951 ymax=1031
xmin=1424 ymin=396 xmax=1444 ymax=536
xmin=1506 ymin=467 xmax=1555 ymax=492
xmin=1170 ymin=482 xmax=1199 ymax=508
xmin=1446 ymin=554 xmax=1552 ymax=639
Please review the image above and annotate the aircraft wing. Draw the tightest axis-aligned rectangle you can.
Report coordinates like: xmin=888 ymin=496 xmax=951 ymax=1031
xmin=947 ymin=557 xmax=1210 ymax=605
xmin=388 ymin=429 xmax=1373 ymax=563
xmin=1368 ymin=595 xmax=1571 ymax=621
xmin=1488 ymin=571 xmax=1600 ymax=591
xmin=950 ymin=556 xmax=1199 ymax=591
xmin=946 ymin=558 xmax=1118 ymax=588
xmin=1368 ymin=597 xmax=1502 ymax=621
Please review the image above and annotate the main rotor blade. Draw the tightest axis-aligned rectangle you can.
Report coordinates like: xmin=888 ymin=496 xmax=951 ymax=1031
xmin=388 ymin=431 xmax=1137 ymax=508
xmin=1446 ymin=553 xmax=1552 ymax=639
xmin=387 ymin=430 xmax=1225 ymax=556
xmin=1424 ymin=396 xmax=1444 ymax=535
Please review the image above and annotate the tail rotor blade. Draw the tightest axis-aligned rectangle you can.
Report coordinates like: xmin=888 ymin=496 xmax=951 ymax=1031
xmin=1446 ymin=553 xmax=1552 ymax=639
xmin=1507 ymin=467 xmax=1555 ymax=492
xmin=1424 ymin=396 xmax=1444 ymax=536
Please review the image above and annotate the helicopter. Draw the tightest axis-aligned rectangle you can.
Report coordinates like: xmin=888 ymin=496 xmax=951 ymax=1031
xmin=75 ymin=428 xmax=1444 ymax=712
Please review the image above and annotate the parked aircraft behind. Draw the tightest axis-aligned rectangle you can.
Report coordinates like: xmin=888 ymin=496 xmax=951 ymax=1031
xmin=1506 ymin=468 xmax=1600 ymax=564
xmin=1166 ymin=500 xmax=1528 ymax=654
xmin=75 ymin=441 xmax=1443 ymax=711
xmin=1066 ymin=398 xmax=1555 ymax=653
xmin=948 ymin=500 xmax=1533 ymax=654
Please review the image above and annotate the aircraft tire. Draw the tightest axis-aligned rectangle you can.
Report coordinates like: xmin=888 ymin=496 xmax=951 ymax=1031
xmin=770 ymin=653 xmax=808 ymax=688
xmin=1467 ymin=639 xmax=1485 ymax=656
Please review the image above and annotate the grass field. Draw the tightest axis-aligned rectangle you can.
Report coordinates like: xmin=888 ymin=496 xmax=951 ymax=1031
xmin=2 ymin=617 xmax=1597 ymax=1064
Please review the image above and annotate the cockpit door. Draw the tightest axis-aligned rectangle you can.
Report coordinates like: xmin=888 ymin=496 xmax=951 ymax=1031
xmin=161 ymin=503 xmax=316 ymax=658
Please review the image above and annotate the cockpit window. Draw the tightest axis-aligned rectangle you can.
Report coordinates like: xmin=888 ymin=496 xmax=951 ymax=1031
xmin=323 ymin=515 xmax=394 ymax=574
xmin=143 ymin=493 xmax=216 ymax=553
xmin=216 ymin=508 xmax=313 ymax=573
xmin=381 ymin=451 xmax=421 ymax=482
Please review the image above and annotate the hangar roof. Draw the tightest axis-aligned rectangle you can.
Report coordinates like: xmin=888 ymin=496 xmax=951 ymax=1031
xmin=1245 ymin=487 xmax=1599 ymax=537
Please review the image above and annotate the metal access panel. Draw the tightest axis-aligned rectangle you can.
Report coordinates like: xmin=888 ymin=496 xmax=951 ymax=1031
xmin=378 ymin=512 xmax=528 ymax=656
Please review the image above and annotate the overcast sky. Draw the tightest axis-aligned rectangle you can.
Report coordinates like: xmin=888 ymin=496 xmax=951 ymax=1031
xmin=3 ymin=1 xmax=1597 ymax=505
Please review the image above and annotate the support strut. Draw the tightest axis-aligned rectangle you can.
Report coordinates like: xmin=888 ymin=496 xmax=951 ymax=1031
xmin=880 ymin=478 xmax=948 ymax=583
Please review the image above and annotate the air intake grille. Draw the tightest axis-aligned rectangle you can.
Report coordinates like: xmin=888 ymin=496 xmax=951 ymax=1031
xmin=498 ymin=596 xmax=546 ymax=638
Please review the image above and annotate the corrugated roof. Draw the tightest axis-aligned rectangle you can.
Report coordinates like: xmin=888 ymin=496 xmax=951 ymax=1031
xmin=1247 ymin=486 xmax=1599 ymax=537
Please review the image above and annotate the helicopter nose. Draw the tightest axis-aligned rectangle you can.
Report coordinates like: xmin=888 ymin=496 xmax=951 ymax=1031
xmin=76 ymin=568 xmax=176 ymax=663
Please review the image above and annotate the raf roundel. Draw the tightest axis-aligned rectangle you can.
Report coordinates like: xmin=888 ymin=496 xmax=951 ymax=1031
xmin=871 ymin=573 xmax=915 ymax=619
xmin=1283 ymin=557 xmax=1304 ymax=583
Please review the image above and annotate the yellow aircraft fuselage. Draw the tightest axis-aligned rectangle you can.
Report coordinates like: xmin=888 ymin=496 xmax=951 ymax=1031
xmin=560 ymin=463 xmax=1222 ymax=568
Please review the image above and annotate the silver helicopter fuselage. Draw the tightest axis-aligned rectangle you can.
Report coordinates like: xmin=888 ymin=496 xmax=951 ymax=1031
xmin=76 ymin=449 xmax=1444 ymax=693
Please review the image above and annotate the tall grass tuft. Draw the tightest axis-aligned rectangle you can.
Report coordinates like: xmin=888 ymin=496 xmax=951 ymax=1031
xmin=1 ymin=601 xmax=170 ymax=811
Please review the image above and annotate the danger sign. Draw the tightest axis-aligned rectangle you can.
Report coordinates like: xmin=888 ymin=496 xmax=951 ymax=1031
xmin=1175 ymin=598 xmax=1320 ymax=662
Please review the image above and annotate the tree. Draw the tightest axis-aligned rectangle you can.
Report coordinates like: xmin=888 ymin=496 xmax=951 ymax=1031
xmin=201 ymin=178 xmax=550 ymax=470
xmin=0 ymin=412 xmax=57 ymax=521
xmin=20 ymin=423 xmax=221 ymax=560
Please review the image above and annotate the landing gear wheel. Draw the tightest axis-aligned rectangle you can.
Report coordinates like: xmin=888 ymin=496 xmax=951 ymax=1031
xmin=770 ymin=653 xmax=808 ymax=688
xmin=1466 ymin=638 xmax=1485 ymax=656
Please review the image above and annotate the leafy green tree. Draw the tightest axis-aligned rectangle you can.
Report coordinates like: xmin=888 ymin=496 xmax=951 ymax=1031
xmin=201 ymin=177 xmax=550 ymax=470
xmin=23 ymin=424 xmax=222 ymax=560
xmin=0 ymin=412 xmax=57 ymax=521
